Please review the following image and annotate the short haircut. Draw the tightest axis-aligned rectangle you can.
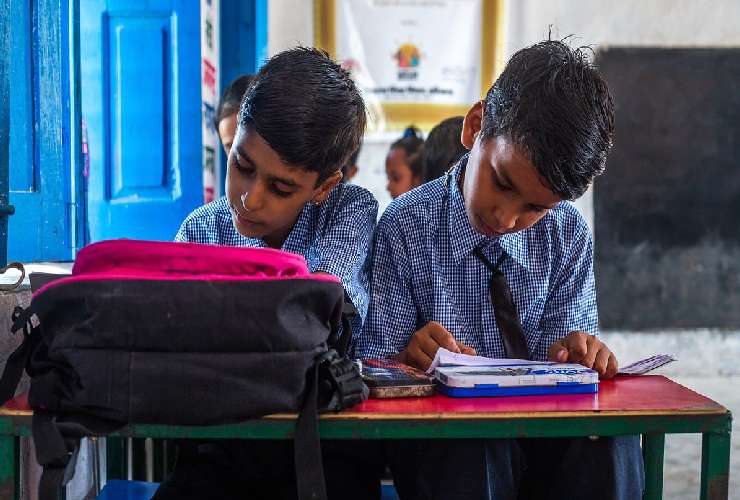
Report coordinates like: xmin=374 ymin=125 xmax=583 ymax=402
xmin=390 ymin=126 xmax=425 ymax=177
xmin=239 ymin=47 xmax=367 ymax=183
xmin=214 ymin=75 xmax=253 ymax=131
xmin=422 ymin=116 xmax=466 ymax=182
xmin=480 ymin=39 xmax=615 ymax=200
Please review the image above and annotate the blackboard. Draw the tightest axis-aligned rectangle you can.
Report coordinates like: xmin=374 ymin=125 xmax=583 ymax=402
xmin=593 ymin=48 xmax=740 ymax=329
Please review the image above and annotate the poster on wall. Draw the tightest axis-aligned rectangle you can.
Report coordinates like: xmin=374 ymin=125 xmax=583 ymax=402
xmin=315 ymin=0 xmax=502 ymax=132
xmin=201 ymin=0 xmax=220 ymax=203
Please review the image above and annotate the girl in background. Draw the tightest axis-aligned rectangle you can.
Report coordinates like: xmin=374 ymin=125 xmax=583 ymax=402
xmin=385 ymin=126 xmax=424 ymax=198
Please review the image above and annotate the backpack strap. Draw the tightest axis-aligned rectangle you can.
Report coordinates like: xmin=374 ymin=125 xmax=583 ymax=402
xmin=33 ymin=410 xmax=79 ymax=500
xmin=293 ymin=350 xmax=368 ymax=500
xmin=0 ymin=305 xmax=40 ymax=405
xmin=294 ymin=355 xmax=328 ymax=500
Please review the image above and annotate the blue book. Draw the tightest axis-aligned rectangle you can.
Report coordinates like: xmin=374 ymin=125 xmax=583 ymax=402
xmin=435 ymin=363 xmax=598 ymax=397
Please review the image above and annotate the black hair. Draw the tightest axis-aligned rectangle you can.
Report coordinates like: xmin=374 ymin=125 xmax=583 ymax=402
xmin=390 ymin=126 xmax=424 ymax=158
xmin=480 ymin=39 xmax=614 ymax=200
xmin=390 ymin=126 xmax=425 ymax=178
xmin=422 ymin=116 xmax=466 ymax=182
xmin=340 ymin=144 xmax=361 ymax=183
xmin=214 ymin=75 xmax=253 ymax=131
xmin=239 ymin=47 xmax=366 ymax=183
xmin=408 ymin=148 xmax=424 ymax=179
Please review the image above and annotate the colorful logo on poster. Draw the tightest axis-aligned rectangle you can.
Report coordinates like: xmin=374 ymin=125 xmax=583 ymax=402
xmin=394 ymin=43 xmax=420 ymax=80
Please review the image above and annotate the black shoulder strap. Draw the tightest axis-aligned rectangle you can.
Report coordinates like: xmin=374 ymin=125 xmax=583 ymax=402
xmin=294 ymin=358 xmax=328 ymax=500
xmin=34 ymin=411 xmax=79 ymax=500
xmin=293 ymin=350 xmax=368 ymax=500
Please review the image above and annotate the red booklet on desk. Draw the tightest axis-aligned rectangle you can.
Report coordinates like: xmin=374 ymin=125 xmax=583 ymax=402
xmin=360 ymin=359 xmax=435 ymax=398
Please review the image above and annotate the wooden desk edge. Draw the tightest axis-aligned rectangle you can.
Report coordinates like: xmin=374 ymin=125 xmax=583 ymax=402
xmin=0 ymin=407 xmax=730 ymax=420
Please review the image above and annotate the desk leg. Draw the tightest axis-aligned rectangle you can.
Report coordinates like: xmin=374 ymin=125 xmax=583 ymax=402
xmin=642 ymin=433 xmax=665 ymax=500
xmin=700 ymin=430 xmax=730 ymax=500
xmin=107 ymin=436 xmax=126 ymax=480
xmin=0 ymin=435 xmax=18 ymax=500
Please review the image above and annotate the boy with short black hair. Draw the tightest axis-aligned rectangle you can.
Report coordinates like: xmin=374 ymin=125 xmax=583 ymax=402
xmin=176 ymin=46 xmax=375 ymax=344
xmin=159 ymin=47 xmax=377 ymax=500
xmin=357 ymin=40 xmax=643 ymax=499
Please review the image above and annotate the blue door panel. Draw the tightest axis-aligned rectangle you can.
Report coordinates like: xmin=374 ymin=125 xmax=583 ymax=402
xmin=8 ymin=1 xmax=34 ymax=195
xmin=82 ymin=0 xmax=202 ymax=242
xmin=8 ymin=0 xmax=71 ymax=262
xmin=107 ymin=14 xmax=169 ymax=200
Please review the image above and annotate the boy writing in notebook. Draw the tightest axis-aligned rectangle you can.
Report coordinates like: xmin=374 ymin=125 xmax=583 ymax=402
xmin=157 ymin=47 xmax=377 ymax=500
xmin=357 ymin=40 xmax=643 ymax=499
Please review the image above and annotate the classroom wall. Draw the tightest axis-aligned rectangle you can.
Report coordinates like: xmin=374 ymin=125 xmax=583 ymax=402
xmin=503 ymin=0 xmax=740 ymax=55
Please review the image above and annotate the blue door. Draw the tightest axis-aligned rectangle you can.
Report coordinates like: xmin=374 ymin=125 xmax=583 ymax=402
xmin=81 ymin=0 xmax=203 ymax=242
xmin=7 ymin=0 xmax=73 ymax=262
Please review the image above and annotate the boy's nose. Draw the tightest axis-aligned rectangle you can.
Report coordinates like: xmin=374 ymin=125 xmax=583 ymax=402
xmin=241 ymin=186 xmax=263 ymax=212
xmin=494 ymin=206 xmax=518 ymax=231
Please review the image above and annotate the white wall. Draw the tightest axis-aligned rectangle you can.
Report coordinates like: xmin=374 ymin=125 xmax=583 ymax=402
xmin=267 ymin=0 xmax=740 ymax=223
xmin=268 ymin=0 xmax=313 ymax=55
xmin=503 ymin=0 xmax=740 ymax=57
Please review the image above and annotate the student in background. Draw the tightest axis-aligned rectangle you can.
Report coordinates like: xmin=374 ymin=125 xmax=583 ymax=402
xmin=422 ymin=116 xmax=467 ymax=182
xmin=385 ymin=126 xmax=424 ymax=198
xmin=357 ymin=39 xmax=643 ymax=499
xmin=161 ymin=47 xmax=378 ymax=500
xmin=214 ymin=74 xmax=254 ymax=155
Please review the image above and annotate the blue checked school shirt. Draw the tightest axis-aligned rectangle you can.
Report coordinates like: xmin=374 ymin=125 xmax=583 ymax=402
xmin=175 ymin=183 xmax=378 ymax=344
xmin=355 ymin=156 xmax=598 ymax=362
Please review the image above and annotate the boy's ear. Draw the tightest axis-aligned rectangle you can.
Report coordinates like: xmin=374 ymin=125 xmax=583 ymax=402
xmin=313 ymin=170 xmax=343 ymax=204
xmin=461 ymin=101 xmax=484 ymax=149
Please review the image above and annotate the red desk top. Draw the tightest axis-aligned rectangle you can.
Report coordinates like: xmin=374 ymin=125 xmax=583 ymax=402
xmin=0 ymin=376 xmax=728 ymax=420
xmin=328 ymin=375 xmax=728 ymax=420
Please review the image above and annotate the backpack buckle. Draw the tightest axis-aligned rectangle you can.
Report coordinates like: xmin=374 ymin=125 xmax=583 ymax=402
xmin=316 ymin=350 xmax=368 ymax=412
xmin=11 ymin=306 xmax=36 ymax=338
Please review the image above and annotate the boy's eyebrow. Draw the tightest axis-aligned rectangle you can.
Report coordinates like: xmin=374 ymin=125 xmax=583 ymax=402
xmin=498 ymin=163 xmax=557 ymax=210
xmin=497 ymin=166 xmax=519 ymax=194
xmin=267 ymin=173 xmax=301 ymax=188
xmin=235 ymin=145 xmax=301 ymax=188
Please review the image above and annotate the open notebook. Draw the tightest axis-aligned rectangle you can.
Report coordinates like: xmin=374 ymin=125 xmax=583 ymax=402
xmin=427 ymin=348 xmax=676 ymax=376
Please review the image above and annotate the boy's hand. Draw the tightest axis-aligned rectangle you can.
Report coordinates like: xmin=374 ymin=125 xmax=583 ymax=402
xmin=548 ymin=331 xmax=618 ymax=379
xmin=398 ymin=321 xmax=476 ymax=371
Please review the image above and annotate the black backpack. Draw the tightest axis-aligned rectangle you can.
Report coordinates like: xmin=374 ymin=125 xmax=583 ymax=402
xmin=0 ymin=240 xmax=368 ymax=500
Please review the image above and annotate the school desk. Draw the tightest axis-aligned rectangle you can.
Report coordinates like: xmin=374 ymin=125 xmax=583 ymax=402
xmin=0 ymin=375 xmax=731 ymax=500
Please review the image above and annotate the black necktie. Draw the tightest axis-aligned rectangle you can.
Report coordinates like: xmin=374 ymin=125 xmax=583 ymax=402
xmin=473 ymin=246 xmax=530 ymax=360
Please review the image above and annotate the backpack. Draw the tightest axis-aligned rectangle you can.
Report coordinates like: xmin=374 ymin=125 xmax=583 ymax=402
xmin=0 ymin=240 xmax=368 ymax=500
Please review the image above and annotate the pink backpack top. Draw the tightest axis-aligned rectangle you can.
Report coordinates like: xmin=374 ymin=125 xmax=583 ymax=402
xmin=36 ymin=239 xmax=340 ymax=296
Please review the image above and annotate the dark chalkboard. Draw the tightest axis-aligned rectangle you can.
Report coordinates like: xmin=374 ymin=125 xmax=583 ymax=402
xmin=593 ymin=48 xmax=740 ymax=329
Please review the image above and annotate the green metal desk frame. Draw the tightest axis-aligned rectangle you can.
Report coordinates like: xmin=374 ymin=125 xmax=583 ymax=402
xmin=0 ymin=411 xmax=732 ymax=499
